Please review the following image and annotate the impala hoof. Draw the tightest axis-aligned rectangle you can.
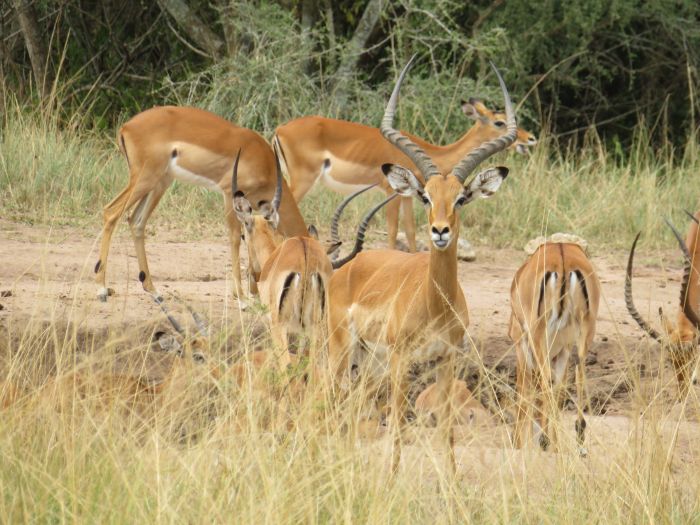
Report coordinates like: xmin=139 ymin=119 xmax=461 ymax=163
xmin=97 ymin=287 xmax=114 ymax=302
xmin=578 ymin=446 xmax=588 ymax=458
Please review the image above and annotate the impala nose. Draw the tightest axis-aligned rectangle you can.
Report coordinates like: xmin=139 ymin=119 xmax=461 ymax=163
xmin=431 ymin=225 xmax=451 ymax=249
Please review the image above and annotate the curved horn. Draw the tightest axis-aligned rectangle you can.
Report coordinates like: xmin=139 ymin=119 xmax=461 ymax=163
xmin=332 ymin=193 xmax=399 ymax=270
xmin=684 ymin=209 xmax=699 ymax=225
xmin=231 ymin=148 xmax=242 ymax=197
xmin=452 ymin=62 xmax=518 ymax=184
xmin=330 ymin=183 xmax=378 ymax=245
xmin=271 ymin=144 xmax=284 ymax=212
xmin=666 ymin=219 xmax=700 ymax=331
xmin=380 ymin=54 xmax=441 ymax=180
xmin=625 ymin=232 xmax=662 ymax=341
xmin=173 ymin=293 xmax=209 ymax=338
xmin=152 ymin=293 xmax=185 ymax=336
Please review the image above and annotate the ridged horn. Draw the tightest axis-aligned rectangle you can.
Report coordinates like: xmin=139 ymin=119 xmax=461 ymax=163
xmin=624 ymin=232 xmax=661 ymax=341
xmin=666 ymin=219 xmax=700 ymax=331
xmin=330 ymin=183 xmax=378 ymax=246
xmin=152 ymin=293 xmax=185 ymax=336
xmin=231 ymin=148 xmax=242 ymax=197
xmin=332 ymin=193 xmax=399 ymax=270
xmin=452 ymin=62 xmax=517 ymax=184
xmin=683 ymin=209 xmax=699 ymax=225
xmin=173 ymin=293 xmax=209 ymax=338
xmin=271 ymin=143 xmax=284 ymax=212
xmin=380 ymin=54 xmax=441 ymax=180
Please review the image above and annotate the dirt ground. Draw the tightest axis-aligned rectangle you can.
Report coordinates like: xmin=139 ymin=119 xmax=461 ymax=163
xmin=0 ymin=217 xmax=697 ymax=419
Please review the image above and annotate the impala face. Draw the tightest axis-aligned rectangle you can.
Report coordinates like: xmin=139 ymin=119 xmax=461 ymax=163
xmin=381 ymin=163 xmax=508 ymax=251
xmin=463 ymin=98 xmax=537 ymax=155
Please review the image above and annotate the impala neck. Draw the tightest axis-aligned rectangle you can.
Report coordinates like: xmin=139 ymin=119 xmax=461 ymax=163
xmin=426 ymin=235 xmax=460 ymax=314
xmin=276 ymin=178 xmax=308 ymax=238
xmin=249 ymin=222 xmax=281 ymax=280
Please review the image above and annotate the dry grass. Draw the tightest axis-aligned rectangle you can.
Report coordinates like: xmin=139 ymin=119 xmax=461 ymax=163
xmin=2 ymin=93 xmax=700 ymax=524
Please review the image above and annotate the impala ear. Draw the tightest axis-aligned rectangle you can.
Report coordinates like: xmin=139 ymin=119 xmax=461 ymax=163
xmin=258 ymin=200 xmax=280 ymax=230
xmin=307 ymin=224 xmax=319 ymax=239
xmin=326 ymin=240 xmax=342 ymax=256
xmin=461 ymin=99 xmax=479 ymax=120
xmin=463 ymin=166 xmax=509 ymax=204
xmin=381 ymin=163 xmax=424 ymax=196
xmin=233 ymin=192 xmax=254 ymax=229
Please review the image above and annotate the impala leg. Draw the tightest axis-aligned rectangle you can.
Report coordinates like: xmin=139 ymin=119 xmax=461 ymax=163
xmin=95 ymin=178 xmax=150 ymax=301
xmin=514 ymin=339 xmax=532 ymax=448
xmin=434 ymin=350 xmax=456 ymax=476
xmin=223 ymin=194 xmax=246 ymax=299
xmin=385 ymin=195 xmax=401 ymax=250
xmin=327 ymin=311 xmax=351 ymax=399
xmin=389 ymin=350 xmax=409 ymax=475
xmin=400 ymin=197 xmax=417 ymax=252
xmin=537 ymin=355 xmax=555 ymax=452
xmin=549 ymin=347 xmax=571 ymax=452
xmin=289 ymin=164 xmax=319 ymax=202
xmin=575 ymin=331 xmax=590 ymax=455
xmin=128 ymin=180 xmax=170 ymax=299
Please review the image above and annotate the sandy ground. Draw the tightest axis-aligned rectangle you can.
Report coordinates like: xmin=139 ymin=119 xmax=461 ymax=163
xmin=1 ymin=217 xmax=699 ymax=471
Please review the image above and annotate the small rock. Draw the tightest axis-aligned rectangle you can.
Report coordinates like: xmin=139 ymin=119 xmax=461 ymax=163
xmin=0 ymin=290 xmax=12 ymax=298
xmin=457 ymin=239 xmax=476 ymax=262
xmin=585 ymin=354 xmax=598 ymax=366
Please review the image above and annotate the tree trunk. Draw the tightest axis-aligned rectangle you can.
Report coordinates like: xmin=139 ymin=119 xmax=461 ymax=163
xmin=158 ymin=0 xmax=224 ymax=59
xmin=333 ymin=0 xmax=387 ymax=110
xmin=300 ymin=0 xmax=317 ymax=75
xmin=12 ymin=0 xmax=51 ymax=97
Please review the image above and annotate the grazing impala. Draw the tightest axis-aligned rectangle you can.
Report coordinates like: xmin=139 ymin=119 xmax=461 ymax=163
xmin=508 ymin=235 xmax=600 ymax=453
xmin=626 ymin=212 xmax=700 ymax=397
xmin=274 ymin=95 xmax=536 ymax=254
xmin=95 ymin=106 xmax=307 ymax=302
xmin=231 ymin=148 xmax=396 ymax=366
xmin=327 ymin=55 xmax=516 ymax=474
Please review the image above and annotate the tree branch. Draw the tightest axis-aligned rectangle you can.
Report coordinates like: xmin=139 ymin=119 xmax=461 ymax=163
xmin=157 ymin=0 xmax=224 ymax=59
xmin=333 ymin=0 xmax=387 ymax=109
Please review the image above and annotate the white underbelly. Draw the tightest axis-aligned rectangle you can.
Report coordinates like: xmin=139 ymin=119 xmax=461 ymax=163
xmin=320 ymin=154 xmax=380 ymax=195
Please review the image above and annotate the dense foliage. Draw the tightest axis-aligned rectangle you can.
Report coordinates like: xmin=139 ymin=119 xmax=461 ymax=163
xmin=3 ymin=0 xmax=699 ymax=149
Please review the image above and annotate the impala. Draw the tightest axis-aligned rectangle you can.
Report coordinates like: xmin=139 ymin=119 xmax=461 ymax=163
xmin=415 ymin=379 xmax=488 ymax=427
xmin=327 ymin=55 xmax=516 ymax=474
xmin=231 ymin=148 xmax=396 ymax=368
xmin=94 ymin=106 xmax=307 ymax=303
xmin=274 ymin=94 xmax=536 ymax=254
xmin=626 ymin=212 xmax=700 ymax=398
xmin=508 ymin=235 xmax=600 ymax=453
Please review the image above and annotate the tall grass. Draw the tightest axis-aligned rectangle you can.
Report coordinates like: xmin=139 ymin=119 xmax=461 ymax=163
xmin=1 ymin=290 xmax=700 ymax=523
xmin=1 ymin=97 xmax=698 ymax=250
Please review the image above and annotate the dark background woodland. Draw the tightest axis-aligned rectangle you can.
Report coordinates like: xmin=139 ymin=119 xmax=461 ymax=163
xmin=3 ymin=0 xmax=700 ymax=150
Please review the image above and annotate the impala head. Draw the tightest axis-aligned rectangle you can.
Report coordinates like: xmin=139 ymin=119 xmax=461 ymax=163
xmin=462 ymin=98 xmax=537 ymax=155
xmin=625 ymin=214 xmax=700 ymax=396
xmin=381 ymin=55 xmax=515 ymax=251
xmin=231 ymin=149 xmax=285 ymax=278
xmin=152 ymin=294 xmax=210 ymax=363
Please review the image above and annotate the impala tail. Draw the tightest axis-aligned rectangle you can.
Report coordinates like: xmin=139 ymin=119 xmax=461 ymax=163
xmin=538 ymin=265 xmax=591 ymax=334
xmin=277 ymin=270 xmax=326 ymax=331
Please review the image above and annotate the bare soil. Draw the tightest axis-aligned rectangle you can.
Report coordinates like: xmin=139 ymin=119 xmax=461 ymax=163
xmin=1 ymin=218 xmax=697 ymax=427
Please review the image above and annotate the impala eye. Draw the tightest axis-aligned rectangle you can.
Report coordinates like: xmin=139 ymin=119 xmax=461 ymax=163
xmin=420 ymin=194 xmax=430 ymax=206
xmin=494 ymin=120 xmax=506 ymax=128
xmin=455 ymin=196 xmax=467 ymax=207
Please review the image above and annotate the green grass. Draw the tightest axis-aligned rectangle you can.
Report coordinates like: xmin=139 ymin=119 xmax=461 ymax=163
xmin=2 ymin=102 xmax=698 ymax=251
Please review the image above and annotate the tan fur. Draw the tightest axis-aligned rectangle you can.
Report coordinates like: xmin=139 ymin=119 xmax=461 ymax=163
xmin=328 ymin=171 xmax=499 ymax=475
xmin=509 ymin=242 xmax=600 ymax=451
xmin=275 ymin=102 xmax=536 ymax=252
xmin=234 ymin=210 xmax=332 ymax=370
xmin=415 ymin=380 xmax=488 ymax=426
xmin=661 ymin=211 xmax=700 ymax=396
xmin=95 ymin=106 xmax=307 ymax=301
